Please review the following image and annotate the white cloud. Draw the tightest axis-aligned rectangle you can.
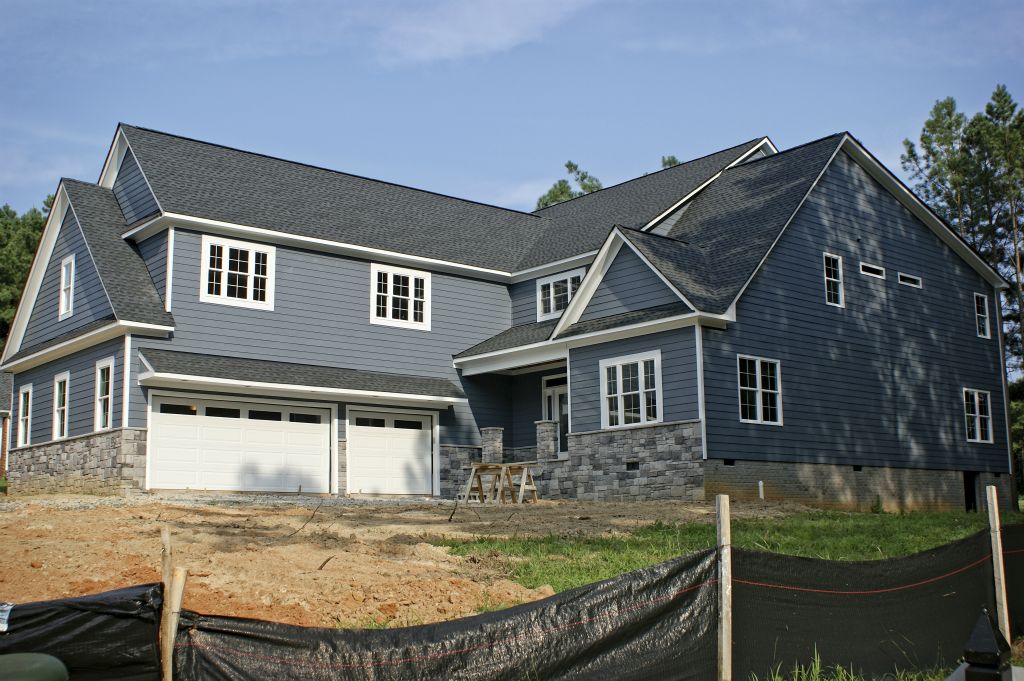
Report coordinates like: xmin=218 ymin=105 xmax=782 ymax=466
xmin=372 ymin=0 xmax=597 ymax=64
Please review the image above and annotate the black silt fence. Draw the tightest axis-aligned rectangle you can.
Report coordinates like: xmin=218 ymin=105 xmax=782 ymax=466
xmin=1004 ymin=522 xmax=1024 ymax=638
xmin=732 ymin=530 xmax=996 ymax=679
xmin=172 ymin=548 xmax=718 ymax=681
xmin=0 ymin=583 xmax=162 ymax=681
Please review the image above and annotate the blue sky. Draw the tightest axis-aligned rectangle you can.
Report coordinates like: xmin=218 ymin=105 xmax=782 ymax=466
xmin=1 ymin=0 xmax=1022 ymax=215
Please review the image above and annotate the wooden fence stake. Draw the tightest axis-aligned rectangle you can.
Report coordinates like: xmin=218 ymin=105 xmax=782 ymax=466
xmin=161 ymin=566 xmax=188 ymax=681
xmin=716 ymin=494 xmax=732 ymax=681
xmin=986 ymin=485 xmax=1011 ymax=641
xmin=161 ymin=527 xmax=172 ymax=591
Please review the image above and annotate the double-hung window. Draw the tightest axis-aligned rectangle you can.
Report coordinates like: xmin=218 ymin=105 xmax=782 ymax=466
xmin=370 ymin=263 xmax=431 ymax=330
xmin=600 ymin=351 xmax=662 ymax=428
xmin=17 ymin=384 xmax=32 ymax=447
xmin=200 ymin=235 xmax=275 ymax=310
xmin=823 ymin=253 xmax=844 ymax=307
xmin=59 ymin=254 xmax=75 ymax=319
xmin=94 ymin=357 xmax=114 ymax=432
xmin=536 ymin=268 xmax=585 ymax=321
xmin=963 ymin=388 xmax=993 ymax=443
xmin=974 ymin=293 xmax=990 ymax=339
xmin=738 ymin=355 xmax=782 ymax=425
xmin=53 ymin=372 xmax=70 ymax=440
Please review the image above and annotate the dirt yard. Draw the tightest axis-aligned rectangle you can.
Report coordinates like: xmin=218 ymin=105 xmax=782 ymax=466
xmin=0 ymin=494 xmax=790 ymax=628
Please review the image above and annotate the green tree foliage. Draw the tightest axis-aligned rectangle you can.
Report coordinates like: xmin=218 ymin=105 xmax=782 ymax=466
xmin=535 ymin=161 xmax=603 ymax=210
xmin=0 ymin=196 xmax=50 ymax=351
xmin=661 ymin=155 xmax=681 ymax=169
xmin=902 ymin=86 xmax=1024 ymax=365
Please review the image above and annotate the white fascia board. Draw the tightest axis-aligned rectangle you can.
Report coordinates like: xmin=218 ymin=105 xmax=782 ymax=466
xmin=0 ymin=321 xmax=173 ymax=373
xmin=456 ymin=313 xmax=728 ymax=375
xmin=550 ymin=232 xmax=625 ymax=338
xmin=509 ymin=251 xmax=599 ymax=283
xmin=2 ymin=183 xmax=71 ymax=363
xmin=97 ymin=127 xmax=129 ymax=188
xmin=137 ymin=371 xmax=468 ymax=407
xmin=124 ymin=213 xmax=514 ymax=283
xmin=839 ymin=138 xmax=1007 ymax=290
xmin=641 ymin=137 xmax=777 ymax=233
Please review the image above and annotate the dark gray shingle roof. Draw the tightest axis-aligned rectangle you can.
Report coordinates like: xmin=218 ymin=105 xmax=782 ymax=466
xmin=121 ymin=125 xmax=547 ymax=273
xmin=63 ymin=180 xmax=174 ymax=327
xmin=5 ymin=318 xmax=116 ymax=363
xmin=559 ymin=303 xmax=692 ymax=338
xmin=140 ymin=348 xmax=466 ymax=399
xmin=454 ymin=321 xmax=557 ymax=359
xmin=519 ymin=139 xmax=764 ymax=269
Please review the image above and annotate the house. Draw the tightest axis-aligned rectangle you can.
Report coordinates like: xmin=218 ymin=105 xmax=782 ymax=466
xmin=1 ymin=124 xmax=1014 ymax=511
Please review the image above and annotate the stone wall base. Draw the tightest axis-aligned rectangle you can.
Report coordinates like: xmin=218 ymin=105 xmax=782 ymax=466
xmin=705 ymin=458 xmax=1015 ymax=512
xmin=535 ymin=420 xmax=704 ymax=502
xmin=8 ymin=428 xmax=148 ymax=496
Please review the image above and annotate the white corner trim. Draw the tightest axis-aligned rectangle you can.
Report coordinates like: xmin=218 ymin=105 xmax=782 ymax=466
xmin=368 ymin=262 xmax=432 ymax=331
xmin=535 ymin=267 xmax=586 ymax=322
xmin=695 ymin=324 xmax=707 ymax=460
xmin=122 ymin=334 xmax=132 ymax=428
xmin=165 ymin=227 xmax=175 ymax=312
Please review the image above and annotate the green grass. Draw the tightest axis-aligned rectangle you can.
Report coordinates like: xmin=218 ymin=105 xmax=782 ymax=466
xmin=440 ymin=510 xmax=1012 ymax=592
xmin=750 ymin=652 xmax=949 ymax=681
xmin=0 ymin=476 xmax=6 ymax=494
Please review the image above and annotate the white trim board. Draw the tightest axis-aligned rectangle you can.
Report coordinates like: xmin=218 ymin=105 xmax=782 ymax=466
xmin=0 ymin=321 xmax=173 ymax=373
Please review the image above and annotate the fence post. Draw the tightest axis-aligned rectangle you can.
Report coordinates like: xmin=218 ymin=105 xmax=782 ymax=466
xmin=717 ymin=494 xmax=732 ymax=681
xmin=986 ymin=485 xmax=1011 ymax=642
xmin=161 ymin=527 xmax=172 ymax=591
xmin=161 ymin=566 xmax=188 ymax=681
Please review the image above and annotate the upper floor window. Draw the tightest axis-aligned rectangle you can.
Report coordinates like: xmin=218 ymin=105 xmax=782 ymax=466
xmin=823 ymin=253 xmax=844 ymax=307
xmin=94 ymin=357 xmax=114 ymax=432
xmin=738 ymin=355 xmax=782 ymax=425
xmin=974 ymin=293 xmax=990 ymax=339
xmin=859 ymin=262 xmax=885 ymax=279
xmin=199 ymin=235 xmax=275 ymax=310
xmin=536 ymin=268 xmax=585 ymax=321
xmin=17 ymin=384 xmax=32 ymax=447
xmin=370 ymin=263 xmax=431 ymax=331
xmin=59 ymin=255 xmax=75 ymax=320
xmin=963 ymin=388 xmax=993 ymax=443
xmin=600 ymin=350 xmax=662 ymax=429
xmin=898 ymin=272 xmax=922 ymax=288
xmin=53 ymin=372 xmax=70 ymax=440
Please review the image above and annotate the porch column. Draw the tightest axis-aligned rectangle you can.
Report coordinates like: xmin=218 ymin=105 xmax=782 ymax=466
xmin=480 ymin=427 xmax=504 ymax=463
xmin=535 ymin=420 xmax=559 ymax=461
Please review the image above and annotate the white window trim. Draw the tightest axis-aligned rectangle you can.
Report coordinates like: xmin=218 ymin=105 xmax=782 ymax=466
xmin=736 ymin=354 xmax=784 ymax=426
xmin=822 ymin=252 xmax=844 ymax=308
xmin=536 ymin=268 xmax=586 ymax=322
xmin=52 ymin=371 xmax=70 ymax=441
xmin=369 ymin=263 xmax=432 ymax=331
xmin=599 ymin=350 xmax=663 ymax=429
xmin=17 ymin=383 xmax=32 ymax=447
xmin=859 ymin=262 xmax=885 ymax=279
xmin=974 ymin=293 xmax=990 ymax=339
xmin=94 ymin=356 xmax=115 ymax=432
xmin=198 ymin=234 xmax=276 ymax=311
xmin=963 ymin=388 xmax=994 ymax=443
xmin=58 ymin=254 xmax=75 ymax=320
xmin=897 ymin=272 xmax=923 ymax=288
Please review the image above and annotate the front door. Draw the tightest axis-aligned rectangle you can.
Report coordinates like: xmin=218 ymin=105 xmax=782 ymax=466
xmin=543 ymin=378 xmax=569 ymax=454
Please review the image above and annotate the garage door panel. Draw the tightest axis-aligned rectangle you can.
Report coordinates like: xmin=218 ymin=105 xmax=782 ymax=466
xmin=150 ymin=397 xmax=331 ymax=493
xmin=349 ymin=411 xmax=433 ymax=495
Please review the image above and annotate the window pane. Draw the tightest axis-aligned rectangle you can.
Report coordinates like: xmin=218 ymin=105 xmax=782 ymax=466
xmin=249 ymin=410 xmax=282 ymax=421
xmin=207 ymin=269 xmax=222 ymax=296
xmin=206 ymin=407 xmax=241 ymax=418
xmin=740 ymin=389 xmax=758 ymax=421
xmin=226 ymin=272 xmax=248 ymax=298
xmin=570 ymin=275 xmax=582 ymax=295
xmin=645 ymin=390 xmax=658 ymax=421
xmin=392 ymin=296 xmax=409 ymax=320
xmin=377 ymin=272 xmax=388 ymax=294
xmin=160 ymin=403 xmax=197 ymax=415
xmin=57 ymin=381 xmax=67 ymax=409
xmin=355 ymin=417 xmax=386 ymax=427
xmin=413 ymin=299 xmax=424 ymax=323
xmin=414 ymin=278 xmax=425 ymax=300
xmin=760 ymin=361 xmax=778 ymax=392
xmin=290 ymin=413 xmax=322 ymax=424
xmin=99 ymin=367 xmax=110 ymax=397
xmin=623 ymin=392 xmax=641 ymax=424
xmin=739 ymin=358 xmax=757 ymax=389
xmin=964 ymin=391 xmax=977 ymax=417
xmin=392 ymin=274 xmax=409 ymax=298
xmin=394 ymin=419 xmax=424 ymax=430
xmin=553 ymin=280 xmax=569 ymax=311
xmin=605 ymin=366 xmax=617 ymax=396
xmin=643 ymin=359 xmax=656 ymax=390
xmin=762 ymin=392 xmax=778 ymax=423
xmin=541 ymin=283 xmax=551 ymax=314
xmin=253 ymin=252 xmax=268 ymax=302
xmin=607 ymin=397 xmax=619 ymax=426
xmin=376 ymin=294 xmax=388 ymax=318
xmin=621 ymin=362 xmax=639 ymax=393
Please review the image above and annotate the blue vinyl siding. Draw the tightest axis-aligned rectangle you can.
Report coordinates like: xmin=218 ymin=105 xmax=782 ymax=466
xmin=112 ymin=149 xmax=159 ymax=225
xmin=130 ymin=229 xmax=512 ymax=445
xmin=138 ymin=232 xmax=168 ymax=306
xmin=510 ymin=279 xmax=536 ymax=326
xmin=578 ymin=246 xmax=684 ymax=322
xmin=11 ymin=338 xmax=124 ymax=447
xmin=508 ymin=368 xmax=567 ymax=447
xmin=569 ymin=328 xmax=699 ymax=433
xmin=702 ymin=151 xmax=1009 ymax=472
xmin=22 ymin=207 xmax=114 ymax=349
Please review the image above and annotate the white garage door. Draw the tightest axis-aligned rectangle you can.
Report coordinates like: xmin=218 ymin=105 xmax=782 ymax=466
xmin=348 ymin=411 xmax=433 ymax=495
xmin=149 ymin=396 xmax=332 ymax=493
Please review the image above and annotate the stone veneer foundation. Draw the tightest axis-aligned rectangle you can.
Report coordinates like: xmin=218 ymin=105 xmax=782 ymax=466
xmin=8 ymin=428 xmax=148 ymax=496
xmin=704 ymin=458 xmax=1015 ymax=512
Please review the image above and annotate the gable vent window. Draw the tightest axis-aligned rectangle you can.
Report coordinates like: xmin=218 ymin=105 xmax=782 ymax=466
xmin=898 ymin=273 xmax=922 ymax=288
xmin=58 ymin=254 xmax=75 ymax=320
xmin=974 ymin=293 xmax=990 ymax=339
xmin=859 ymin=262 xmax=885 ymax=279
xmin=536 ymin=268 xmax=585 ymax=321
xmin=822 ymin=253 xmax=844 ymax=307
xmin=200 ymin=235 xmax=275 ymax=310
xmin=963 ymin=388 xmax=993 ymax=443
xmin=370 ymin=263 xmax=431 ymax=330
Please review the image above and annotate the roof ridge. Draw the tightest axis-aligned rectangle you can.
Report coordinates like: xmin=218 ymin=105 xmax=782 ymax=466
xmin=531 ymin=137 xmax=766 ymax=214
xmin=617 ymin=224 xmax=693 ymax=247
xmin=118 ymin=123 xmax=544 ymax=220
xmin=726 ymin=132 xmax=846 ymax=170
